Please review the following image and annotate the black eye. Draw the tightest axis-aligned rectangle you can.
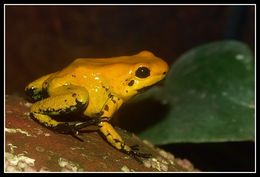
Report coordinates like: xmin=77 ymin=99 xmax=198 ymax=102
xmin=135 ymin=67 xmax=150 ymax=78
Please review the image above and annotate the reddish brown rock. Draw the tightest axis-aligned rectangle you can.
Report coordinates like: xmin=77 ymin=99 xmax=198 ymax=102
xmin=5 ymin=95 xmax=198 ymax=172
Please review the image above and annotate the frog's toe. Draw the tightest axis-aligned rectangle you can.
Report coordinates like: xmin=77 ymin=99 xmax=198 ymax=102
xmin=130 ymin=150 xmax=152 ymax=159
xmin=130 ymin=144 xmax=140 ymax=151
xmin=129 ymin=150 xmax=152 ymax=164
xmin=121 ymin=145 xmax=152 ymax=163
xmin=52 ymin=122 xmax=86 ymax=141
xmin=53 ymin=122 xmax=79 ymax=134
xmin=53 ymin=118 xmax=101 ymax=134
xmin=74 ymin=118 xmax=101 ymax=129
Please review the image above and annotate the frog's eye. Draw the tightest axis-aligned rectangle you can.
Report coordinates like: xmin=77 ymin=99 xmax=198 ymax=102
xmin=135 ymin=67 xmax=150 ymax=78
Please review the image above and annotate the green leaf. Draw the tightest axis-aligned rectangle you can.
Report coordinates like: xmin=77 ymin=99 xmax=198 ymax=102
xmin=138 ymin=40 xmax=255 ymax=144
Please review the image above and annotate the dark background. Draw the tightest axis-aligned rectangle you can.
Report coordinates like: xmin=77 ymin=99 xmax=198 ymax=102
xmin=5 ymin=5 xmax=255 ymax=171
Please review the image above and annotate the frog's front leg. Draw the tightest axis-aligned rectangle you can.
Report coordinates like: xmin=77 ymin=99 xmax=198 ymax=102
xmin=98 ymin=95 xmax=151 ymax=162
xmin=30 ymin=85 xmax=92 ymax=136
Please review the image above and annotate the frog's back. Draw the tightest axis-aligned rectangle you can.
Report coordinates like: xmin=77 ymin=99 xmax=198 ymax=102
xmin=71 ymin=56 xmax=137 ymax=69
xmin=72 ymin=51 xmax=161 ymax=69
xmin=51 ymin=50 xmax=167 ymax=89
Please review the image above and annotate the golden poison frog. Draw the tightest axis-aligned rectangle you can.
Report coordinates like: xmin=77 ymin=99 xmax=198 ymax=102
xmin=25 ymin=51 xmax=169 ymax=162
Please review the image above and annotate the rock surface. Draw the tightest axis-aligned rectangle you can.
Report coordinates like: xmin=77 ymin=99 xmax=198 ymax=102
xmin=5 ymin=95 xmax=198 ymax=172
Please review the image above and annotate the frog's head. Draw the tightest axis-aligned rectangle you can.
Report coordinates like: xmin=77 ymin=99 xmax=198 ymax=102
xmin=116 ymin=51 xmax=169 ymax=100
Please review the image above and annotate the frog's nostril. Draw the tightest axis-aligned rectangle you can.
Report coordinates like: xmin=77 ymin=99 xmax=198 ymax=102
xmin=163 ymin=71 xmax=167 ymax=75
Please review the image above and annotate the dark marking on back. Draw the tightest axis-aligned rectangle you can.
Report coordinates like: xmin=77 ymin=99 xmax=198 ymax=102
xmin=102 ymin=85 xmax=109 ymax=92
xmin=128 ymin=80 xmax=134 ymax=86
xmin=108 ymin=93 xmax=113 ymax=98
xmin=104 ymin=105 xmax=109 ymax=111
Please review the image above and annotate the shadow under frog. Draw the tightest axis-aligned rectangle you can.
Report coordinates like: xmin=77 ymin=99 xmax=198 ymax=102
xmin=113 ymin=98 xmax=170 ymax=134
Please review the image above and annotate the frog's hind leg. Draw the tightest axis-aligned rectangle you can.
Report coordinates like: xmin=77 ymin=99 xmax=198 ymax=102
xmin=30 ymin=85 xmax=94 ymax=137
xmin=25 ymin=73 xmax=54 ymax=102
xmin=98 ymin=121 xmax=151 ymax=163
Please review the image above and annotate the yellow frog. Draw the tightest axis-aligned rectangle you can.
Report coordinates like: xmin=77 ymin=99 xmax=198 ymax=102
xmin=25 ymin=51 xmax=169 ymax=162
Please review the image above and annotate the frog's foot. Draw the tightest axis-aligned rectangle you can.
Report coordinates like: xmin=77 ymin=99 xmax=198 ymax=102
xmin=121 ymin=144 xmax=152 ymax=163
xmin=53 ymin=118 xmax=101 ymax=141
xmin=98 ymin=121 xmax=152 ymax=163
xmin=55 ymin=122 xmax=84 ymax=141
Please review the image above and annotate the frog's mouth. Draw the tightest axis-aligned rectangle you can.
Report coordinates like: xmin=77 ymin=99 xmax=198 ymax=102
xmin=136 ymin=79 xmax=165 ymax=93
xmin=136 ymin=85 xmax=155 ymax=93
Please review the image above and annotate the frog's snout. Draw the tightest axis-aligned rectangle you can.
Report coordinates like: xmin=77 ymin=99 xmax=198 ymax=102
xmin=154 ymin=59 xmax=169 ymax=77
xmin=157 ymin=65 xmax=168 ymax=78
